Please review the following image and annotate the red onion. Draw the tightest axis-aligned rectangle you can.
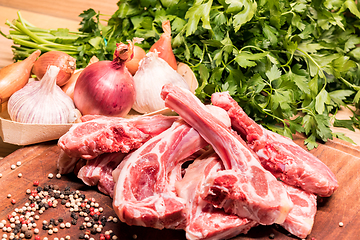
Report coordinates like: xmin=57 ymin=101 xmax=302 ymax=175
xmin=73 ymin=41 xmax=136 ymax=117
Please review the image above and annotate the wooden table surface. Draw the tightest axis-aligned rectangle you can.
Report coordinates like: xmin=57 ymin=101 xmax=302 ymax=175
xmin=1 ymin=2 xmax=360 ymax=239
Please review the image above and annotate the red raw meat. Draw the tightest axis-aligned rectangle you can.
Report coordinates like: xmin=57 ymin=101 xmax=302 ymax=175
xmin=77 ymin=152 xmax=126 ymax=198
xmin=280 ymin=183 xmax=317 ymax=239
xmin=211 ymin=91 xmax=338 ymax=197
xmin=177 ymin=149 xmax=258 ymax=240
xmin=112 ymin=119 xmax=208 ymax=229
xmin=161 ymin=84 xmax=293 ymax=225
xmin=58 ymin=114 xmax=179 ymax=160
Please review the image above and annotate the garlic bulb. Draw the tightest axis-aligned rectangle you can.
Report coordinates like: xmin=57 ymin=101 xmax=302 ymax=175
xmin=132 ymin=51 xmax=190 ymax=114
xmin=8 ymin=65 xmax=78 ymax=124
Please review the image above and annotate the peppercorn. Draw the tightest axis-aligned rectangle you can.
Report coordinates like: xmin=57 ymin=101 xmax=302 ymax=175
xmin=24 ymin=230 xmax=32 ymax=239
xmin=79 ymin=233 xmax=85 ymax=239
xmin=71 ymin=219 xmax=77 ymax=225
xmin=44 ymin=185 xmax=49 ymax=191
xmin=58 ymin=217 xmax=64 ymax=223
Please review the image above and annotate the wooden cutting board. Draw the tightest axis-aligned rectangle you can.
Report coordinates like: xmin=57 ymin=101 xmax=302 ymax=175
xmin=0 ymin=136 xmax=358 ymax=240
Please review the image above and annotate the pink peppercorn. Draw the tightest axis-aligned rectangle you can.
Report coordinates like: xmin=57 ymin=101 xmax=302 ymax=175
xmin=33 ymin=180 xmax=39 ymax=186
xmin=35 ymin=235 xmax=40 ymax=240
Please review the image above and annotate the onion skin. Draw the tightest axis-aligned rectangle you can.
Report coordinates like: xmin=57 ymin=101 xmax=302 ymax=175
xmin=73 ymin=41 xmax=136 ymax=117
xmin=149 ymin=20 xmax=177 ymax=70
xmin=32 ymin=51 xmax=76 ymax=86
xmin=61 ymin=70 xmax=81 ymax=100
xmin=125 ymin=45 xmax=146 ymax=75
xmin=0 ymin=49 xmax=41 ymax=104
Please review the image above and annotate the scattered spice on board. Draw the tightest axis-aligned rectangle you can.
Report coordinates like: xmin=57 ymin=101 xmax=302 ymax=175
xmin=0 ymin=182 xmax=119 ymax=240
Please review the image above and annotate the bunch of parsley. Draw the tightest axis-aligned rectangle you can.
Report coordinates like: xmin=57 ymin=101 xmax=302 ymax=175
xmin=3 ymin=0 xmax=360 ymax=149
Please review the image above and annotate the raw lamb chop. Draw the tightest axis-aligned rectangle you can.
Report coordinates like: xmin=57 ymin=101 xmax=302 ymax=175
xmin=77 ymin=152 xmax=126 ymax=198
xmin=161 ymin=84 xmax=293 ymax=225
xmin=176 ymin=149 xmax=258 ymax=240
xmin=58 ymin=114 xmax=179 ymax=160
xmin=112 ymin=119 xmax=209 ymax=229
xmin=211 ymin=91 xmax=338 ymax=197
xmin=280 ymin=183 xmax=317 ymax=239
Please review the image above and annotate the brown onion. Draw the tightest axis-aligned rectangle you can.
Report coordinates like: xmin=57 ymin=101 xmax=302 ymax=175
xmin=0 ymin=49 xmax=41 ymax=104
xmin=32 ymin=51 xmax=76 ymax=86
xmin=149 ymin=20 xmax=177 ymax=70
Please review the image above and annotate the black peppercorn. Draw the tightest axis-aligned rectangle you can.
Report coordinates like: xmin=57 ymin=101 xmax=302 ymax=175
xmin=42 ymin=224 xmax=49 ymax=230
xmin=24 ymin=230 xmax=33 ymax=239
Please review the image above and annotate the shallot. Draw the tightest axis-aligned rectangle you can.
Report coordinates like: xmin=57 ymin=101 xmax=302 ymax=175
xmin=132 ymin=51 xmax=190 ymax=114
xmin=73 ymin=41 xmax=136 ymax=117
xmin=0 ymin=49 xmax=41 ymax=104
xmin=149 ymin=20 xmax=177 ymax=70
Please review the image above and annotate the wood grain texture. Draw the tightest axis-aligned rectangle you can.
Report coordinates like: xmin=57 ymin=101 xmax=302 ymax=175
xmin=0 ymin=0 xmax=119 ymax=21
xmin=0 ymin=137 xmax=358 ymax=240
